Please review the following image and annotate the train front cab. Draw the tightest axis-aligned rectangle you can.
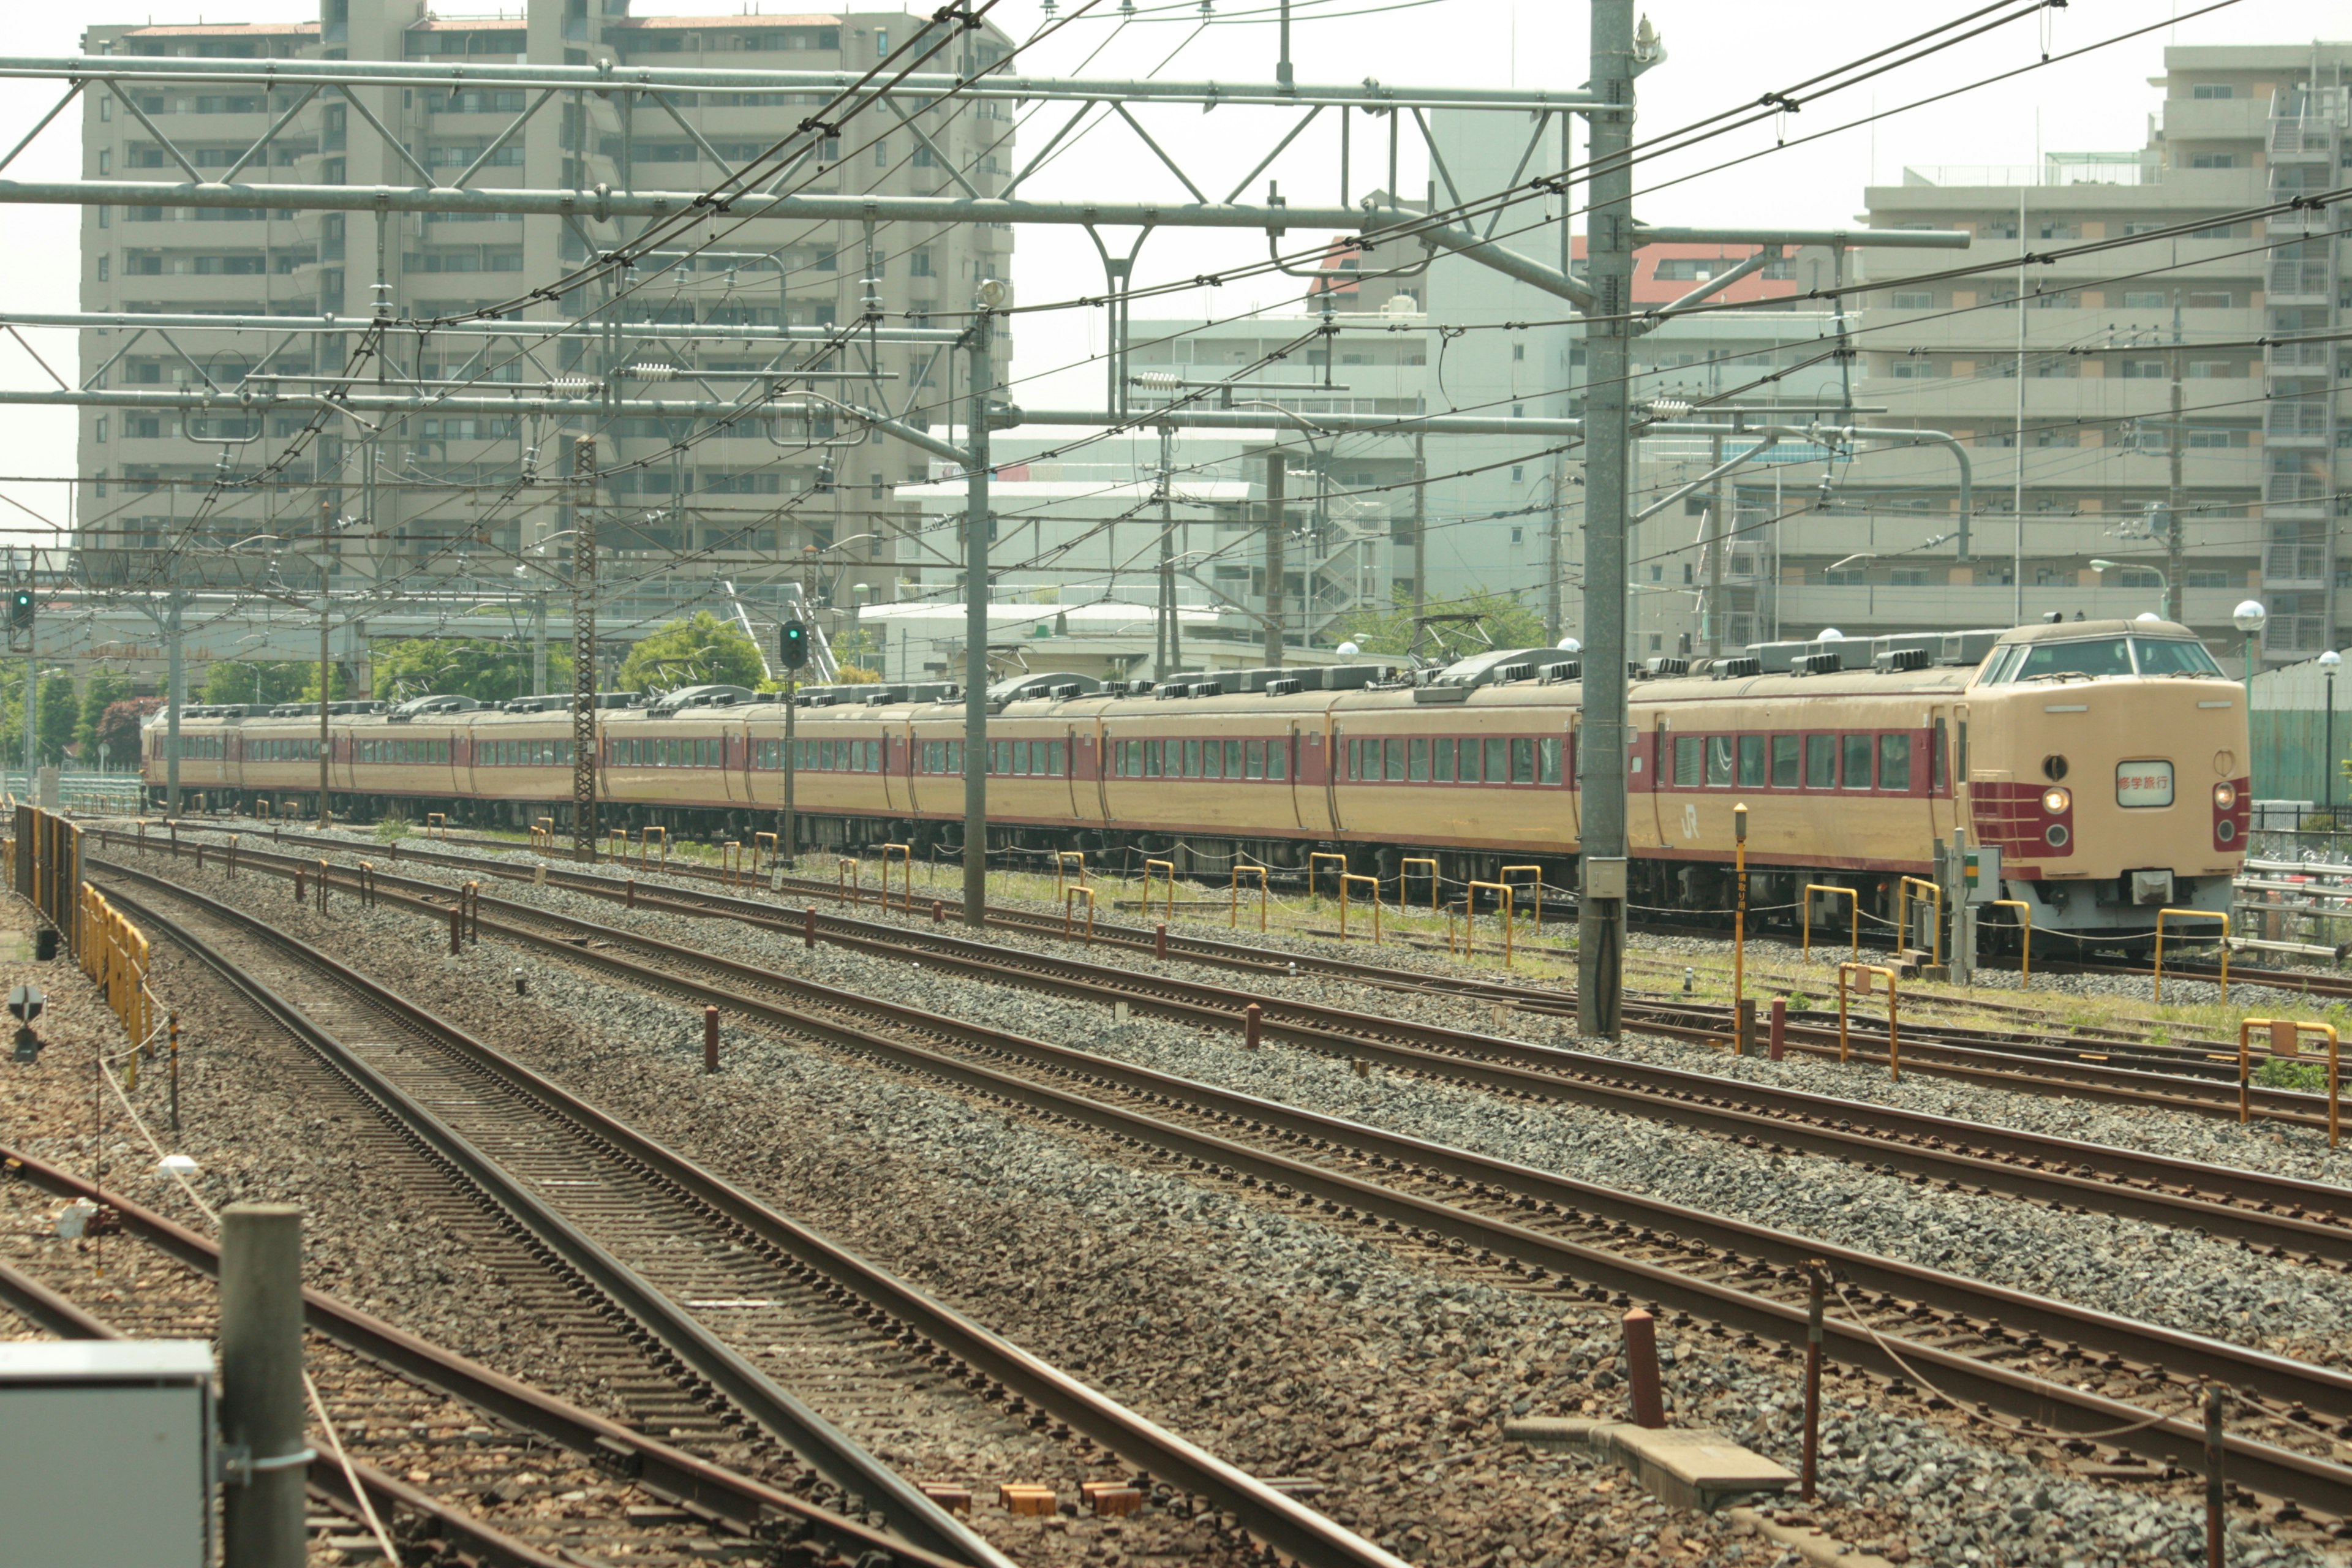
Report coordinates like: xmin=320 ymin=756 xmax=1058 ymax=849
xmin=1962 ymin=619 xmax=2245 ymax=944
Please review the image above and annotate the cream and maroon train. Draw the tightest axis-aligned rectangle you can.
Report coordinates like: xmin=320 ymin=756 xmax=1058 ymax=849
xmin=143 ymin=619 xmax=2248 ymax=940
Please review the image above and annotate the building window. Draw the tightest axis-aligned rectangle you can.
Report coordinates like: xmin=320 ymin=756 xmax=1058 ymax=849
xmin=95 ymin=255 xmax=108 ymax=281
xmin=2119 ymin=359 xmax=2164 ymax=377
xmin=2188 ymin=153 xmax=2236 ymax=169
xmin=97 ymin=149 xmax=111 ymax=173
xmin=2191 ymin=83 xmax=2233 ymax=99
xmin=1512 ymin=343 xmax=1525 ymax=361
xmin=1891 ymin=291 xmax=1932 ymax=309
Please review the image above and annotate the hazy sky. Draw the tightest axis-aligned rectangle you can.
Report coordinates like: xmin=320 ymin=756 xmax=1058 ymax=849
xmin=0 ymin=0 xmax=2318 ymax=541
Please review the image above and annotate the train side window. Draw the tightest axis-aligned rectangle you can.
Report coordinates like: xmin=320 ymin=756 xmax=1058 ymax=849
xmin=1185 ymin=739 xmax=1202 ymax=777
xmin=1673 ymin=736 xmax=1701 ymax=786
xmin=1226 ymin=739 xmax=1246 ymax=778
xmin=1483 ymin=737 xmax=1508 ymax=784
xmin=1246 ymin=739 xmax=1265 ymax=779
xmin=1771 ymin=734 xmax=1800 ymax=788
xmin=1931 ymin=720 xmax=1948 ymax=791
xmin=1842 ymin=733 xmax=1874 ymax=788
xmin=1386 ymin=738 xmax=1408 ymax=782
xmin=1458 ymin=738 xmax=1482 ymax=783
xmin=1269 ymin=737 xmax=1287 ymax=780
xmin=1538 ymin=737 xmax=1561 ymax=784
xmin=1736 ymin=734 xmax=1765 ymax=787
xmin=1879 ymin=734 xmax=1912 ymax=791
xmin=1510 ymin=738 xmax=1535 ymax=783
xmin=1434 ymin=737 xmax=1457 ymax=782
xmin=1050 ymin=742 xmax=1067 ymax=776
xmin=1409 ymin=737 xmax=1430 ymax=782
xmin=1705 ymin=736 xmax=1733 ymax=788
xmin=1148 ymin=739 xmax=1164 ymax=777
xmin=1197 ymin=739 xmax=1217 ymax=779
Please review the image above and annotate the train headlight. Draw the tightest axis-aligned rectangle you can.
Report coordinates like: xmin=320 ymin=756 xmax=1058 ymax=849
xmin=2213 ymin=782 xmax=2237 ymax=810
xmin=2041 ymin=787 xmax=2071 ymax=815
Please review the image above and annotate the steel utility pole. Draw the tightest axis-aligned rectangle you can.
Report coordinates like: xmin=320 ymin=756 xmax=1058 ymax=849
xmin=962 ymin=286 xmax=999 ymax=927
xmin=1264 ymin=452 xmax=1287 ymax=666
xmin=571 ymin=435 xmax=598 ymax=862
xmin=164 ymin=587 xmax=183 ymax=816
xmin=2166 ymin=285 xmax=2185 ymax=622
xmin=1704 ymin=433 xmax=1726 ymax=656
xmin=1411 ymin=435 xmax=1428 ymax=624
xmin=1157 ymin=424 xmax=1176 ymax=679
xmin=1577 ymin=0 xmax=1637 ymax=1041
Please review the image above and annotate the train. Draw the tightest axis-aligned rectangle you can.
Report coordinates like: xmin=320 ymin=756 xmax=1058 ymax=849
xmin=142 ymin=616 xmax=2247 ymax=942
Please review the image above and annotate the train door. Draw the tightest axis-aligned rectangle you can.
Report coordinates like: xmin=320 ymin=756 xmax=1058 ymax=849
xmin=902 ymin=723 xmax=922 ymax=816
xmin=880 ymin=726 xmax=900 ymax=813
xmin=1564 ymin=713 xmax=1581 ymax=842
xmin=1064 ymin=724 xmax=1084 ymax=821
xmin=1321 ymin=718 xmax=1344 ymax=834
xmin=1093 ymin=719 xmax=1114 ymax=825
xmin=1643 ymin=711 xmax=1672 ymax=850
xmin=1926 ymin=706 xmax=1954 ymax=846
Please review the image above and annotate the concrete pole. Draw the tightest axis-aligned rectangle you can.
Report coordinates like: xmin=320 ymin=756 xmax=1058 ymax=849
xmin=1264 ymin=452 xmax=1286 ymax=666
xmin=23 ymin=646 xmax=34 ymax=783
xmin=1545 ymin=450 xmax=1566 ymax=644
xmin=164 ymin=589 xmax=183 ymax=816
xmin=530 ymin=590 xmax=547 ymax=696
xmin=571 ymin=436 xmax=598 ymax=862
xmin=1411 ymin=434 xmax=1428 ymax=624
xmin=1576 ymin=0 xmax=1637 ymax=1041
xmin=317 ymin=598 xmax=331 ymax=826
xmin=1156 ymin=424 xmax=1175 ymax=679
xmin=219 ymin=1203 xmax=307 ymax=1568
xmin=962 ymin=303 xmax=993 ymax=928
xmin=2166 ymin=285 xmax=2185 ymax=623
xmin=1704 ymin=433 xmax=1726 ymax=657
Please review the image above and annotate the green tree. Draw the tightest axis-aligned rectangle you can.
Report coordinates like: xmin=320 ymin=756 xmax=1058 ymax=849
xmin=1341 ymin=587 xmax=1550 ymax=663
xmin=35 ymin=671 xmax=75 ymax=766
xmin=300 ymin=662 xmax=358 ymax=703
xmin=77 ymin=668 xmax=133 ymax=759
xmin=200 ymin=660 xmax=311 ymax=707
xmin=616 ymin=612 xmax=765 ymax=694
xmin=369 ymin=638 xmax=570 ymax=705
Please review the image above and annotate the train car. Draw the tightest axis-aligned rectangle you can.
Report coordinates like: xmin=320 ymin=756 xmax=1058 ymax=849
xmin=142 ymin=617 xmax=2245 ymax=942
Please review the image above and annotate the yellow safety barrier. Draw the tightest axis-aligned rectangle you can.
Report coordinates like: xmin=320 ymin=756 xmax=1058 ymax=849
xmin=426 ymin=812 xmax=447 ymax=838
xmin=1065 ymin=884 xmax=1096 ymax=944
xmin=608 ymin=826 xmax=630 ymax=862
xmin=838 ymin=857 xmax=862 ymax=907
xmin=1231 ymin=864 xmax=1267 ymax=932
xmin=1837 ymin=962 xmax=1902 ymax=1078
xmin=1308 ymin=851 xmax=1349 ymax=901
xmin=1338 ymin=873 xmax=1382 ymax=944
xmin=77 ymin=883 xmax=152 ymax=1052
xmin=639 ymin=826 xmax=669 ymax=868
xmin=753 ymin=831 xmax=779 ymax=873
xmin=722 ymin=842 xmax=746 ymax=886
xmin=1143 ymin=858 xmax=1177 ymax=919
xmin=2154 ymin=908 xmax=2230 ymax=1003
xmin=1803 ymin=884 xmax=1859 ymax=962
xmin=1400 ymin=856 xmax=1439 ymax=913
xmin=1991 ymin=898 xmax=2033 ymax=990
xmin=1500 ymin=865 xmax=1544 ymax=930
xmin=882 ymin=843 xmax=915 ymax=911
xmin=1896 ymin=875 xmax=1943 ymax=969
xmin=2237 ymin=1019 xmax=2342 ymax=1147
xmin=530 ymin=816 xmax=556 ymax=852
xmin=1463 ymin=881 xmax=1515 ymax=967
xmin=1055 ymin=850 xmax=1088 ymax=900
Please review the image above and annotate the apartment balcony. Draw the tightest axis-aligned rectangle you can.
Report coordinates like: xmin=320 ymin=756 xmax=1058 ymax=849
xmin=1771 ymin=582 xmax=2258 ymax=631
xmin=2161 ymin=97 xmax=2272 ymax=142
xmin=2264 ymin=402 xmax=2334 ymax=447
xmin=2266 ymin=341 xmax=2335 ymax=376
xmin=2264 ymin=262 xmax=2334 ymax=304
xmin=2269 ymin=118 xmax=2337 ymax=162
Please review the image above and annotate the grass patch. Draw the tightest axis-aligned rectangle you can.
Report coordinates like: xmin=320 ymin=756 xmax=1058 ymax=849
xmin=2255 ymin=1057 xmax=2335 ymax=1093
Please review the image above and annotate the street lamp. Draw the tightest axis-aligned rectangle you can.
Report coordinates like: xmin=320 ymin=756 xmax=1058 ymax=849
xmin=2090 ymin=559 xmax=2169 ymax=619
xmin=2233 ymin=600 xmax=2267 ymax=707
xmin=2323 ymin=649 xmax=2342 ymax=831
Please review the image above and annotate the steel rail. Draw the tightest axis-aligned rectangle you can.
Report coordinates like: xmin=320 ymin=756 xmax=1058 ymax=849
xmin=86 ymin=858 xmax=1409 ymax=1568
xmin=230 ymin=827 xmax=2346 ymax=1259
xmin=0 ymin=1252 xmax=580 ymax=1568
xmin=90 ymin=880 xmax=1011 ymax=1568
xmin=138 ymin=824 xmax=2341 ymax=1125
xmin=0 ymin=1144 xmax=965 ymax=1564
xmin=91 ymin=851 xmax=2352 ymax=1518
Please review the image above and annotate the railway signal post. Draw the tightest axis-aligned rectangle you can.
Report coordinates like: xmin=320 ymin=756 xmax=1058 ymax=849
xmin=778 ymin=618 xmax=810 ymax=868
xmin=1577 ymin=0 xmax=1638 ymax=1041
xmin=571 ymin=437 xmax=599 ymax=862
xmin=962 ymin=284 xmax=1005 ymax=929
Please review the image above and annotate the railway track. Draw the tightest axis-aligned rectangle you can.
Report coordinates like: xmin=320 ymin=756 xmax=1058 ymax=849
xmin=85 ymin=863 xmax=1405 ymax=1568
xmin=146 ymin=821 xmax=2345 ymax=1123
xmin=107 ymin=829 xmax=2352 ymax=1262
xmin=95 ymin=843 xmax=2352 ymax=1529
xmin=0 ymin=1172 xmax=967 ymax=1568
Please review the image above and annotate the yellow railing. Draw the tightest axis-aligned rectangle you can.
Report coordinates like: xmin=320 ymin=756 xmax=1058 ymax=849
xmin=608 ymin=826 xmax=630 ymax=862
xmin=1896 ymin=875 xmax=1943 ymax=968
xmin=78 ymin=883 xmax=152 ymax=1052
xmin=1142 ymin=858 xmax=1177 ymax=918
xmin=1462 ymin=881 xmax=1515 ymax=967
xmin=882 ymin=843 xmax=915 ymax=911
xmin=753 ymin=831 xmax=779 ymax=873
xmin=2154 ymin=908 xmax=2230 ymax=1003
xmin=1231 ymin=864 xmax=1267 ymax=931
xmin=426 ymin=811 xmax=448 ymax=838
xmin=529 ymin=818 xmax=555 ymax=853
xmin=1803 ymin=884 xmax=1858 ymax=962
xmin=639 ymin=825 xmax=669 ymax=868
xmin=1837 ymin=962 xmax=1902 ymax=1079
xmin=1308 ymin=851 xmax=1349 ymax=900
xmin=1338 ymin=873 xmax=1382 ymax=944
xmin=1400 ymin=856 xmax=1439 ymax=913
xmin=838 ymin=856 xmax=862 ymax=907
xmin=1990 ymin=898 xmax=2032 ymax=990
xmin=721 ymin=841 xmax=746 ymax=886
xmin=1500 ymin=865 xmax=1544 ymax=929
xmin=2238 ymin=1018 xmax=2342 ymax=1147
xmin=1065 ymin=884 xmax=1096 ymax=944
xmin=1054 ymin=850 xmax=1088 ymax=900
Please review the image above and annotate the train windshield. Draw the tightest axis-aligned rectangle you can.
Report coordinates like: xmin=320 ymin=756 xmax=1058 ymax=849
xmin=1983 ymin=635 xmax=2225 ymax=683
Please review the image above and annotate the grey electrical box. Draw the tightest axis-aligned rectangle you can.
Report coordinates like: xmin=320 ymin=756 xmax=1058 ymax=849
xmin=1583 ymin=857 xmax=1628 ymax=901
xmin=0 ymin=1340 xmax=214 ymax=1567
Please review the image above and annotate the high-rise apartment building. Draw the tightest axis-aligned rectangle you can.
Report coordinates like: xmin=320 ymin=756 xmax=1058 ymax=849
xmin=1787 ymin=42 xmax=2349 ymax=665
xmin=73 ymin=2 xmax=1014 ymax=654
